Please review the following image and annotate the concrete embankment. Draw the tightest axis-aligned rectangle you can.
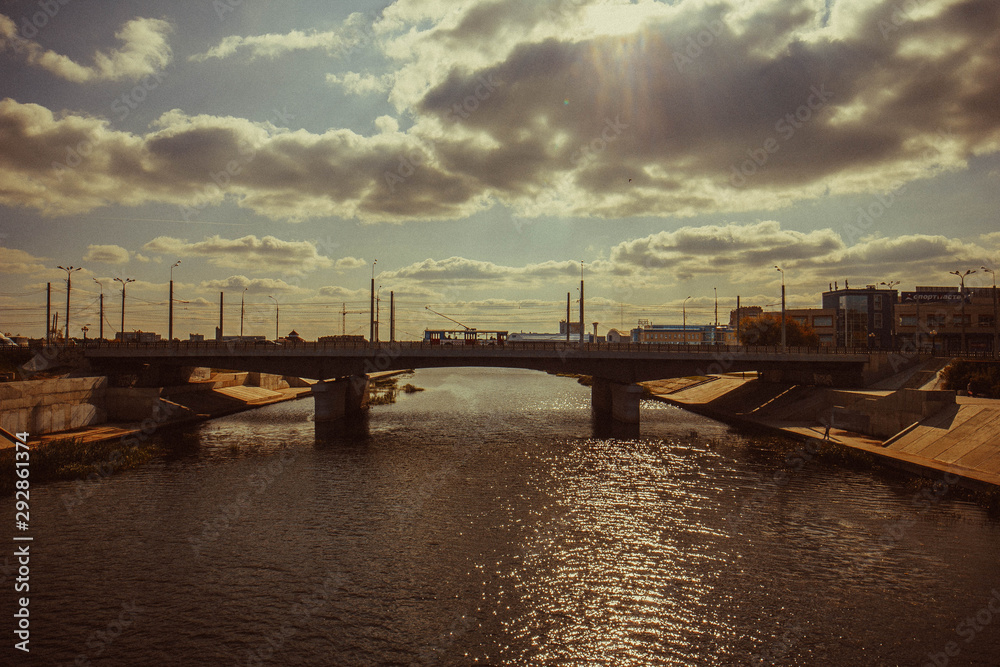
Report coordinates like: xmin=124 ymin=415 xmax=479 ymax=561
xmin=644 ymin=374 xmax=1000 ymax=492
xmin=0 ymin=371 xmax=312 ymax=449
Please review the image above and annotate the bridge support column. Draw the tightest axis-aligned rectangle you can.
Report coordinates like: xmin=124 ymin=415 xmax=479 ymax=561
xmin=312 ymin=375 xmax=369 ymax=422
xmin=592 ymin=379 xmax=642 ymax=425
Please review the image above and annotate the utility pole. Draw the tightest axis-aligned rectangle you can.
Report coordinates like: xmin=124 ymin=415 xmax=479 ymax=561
xmin=94 ymin=279 xmax=104 ymax=340
xmin=169 ymin=260 xmax=180 ymax=341
xmin=579 ymin=262 xmax=584 ymax=346
xmin=268 ymin=295 xmax=279 ymax=340
xmin=240 ymin=286 xmax=248 ymax=338
xmin=950 ymin=269 xmax=975 ymax=355
xmin=567 ymin=292 xmax=571 ymax=341
xmin=218 ymin=291 xmax=224 ymax=340
xmin=45 ymin=282 xmax=51 ymax=344
xmin=375 ymin=286 xmax=382 ymax=342
xmin=736 ymin=295 xmax=740 ymax=346
xmin=370 ymin=259 xmax=377 ymax=343
xmin=58 ymin=265 xmax=81 ymax=343
xmin=683 ymin=296 xmax=691 ymax=341
xmin=714 ymin=287 xmax=718 ymax=326
xmin=340 ymin=303 xmax=366 ymax=336
xmin=390 ymin=291 xmax=395 ymax=342
xmin=775 ymin=266 xmax=786 ymax=350
xmin=114 ymin=277 xmax=134 ymax=338
xmin=982 ymin=267 xmax=999 ymax=358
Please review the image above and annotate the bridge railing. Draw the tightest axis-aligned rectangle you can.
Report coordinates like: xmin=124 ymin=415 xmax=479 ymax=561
xmin=79 ymin=339 xmax=887 ymax=356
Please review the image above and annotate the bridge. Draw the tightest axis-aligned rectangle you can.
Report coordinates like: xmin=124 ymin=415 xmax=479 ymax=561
xmin=79 ymin=340 xmax=906 ymax=426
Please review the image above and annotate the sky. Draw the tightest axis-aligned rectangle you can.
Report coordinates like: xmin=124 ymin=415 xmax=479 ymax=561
xmin=1 ymin=0 xmax=999 ymax=340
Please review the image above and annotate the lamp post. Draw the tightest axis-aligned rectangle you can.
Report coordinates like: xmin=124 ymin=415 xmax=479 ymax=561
xmin=682 ymin=296 xmax=691 ymax=343
xmin=93 ymin=278 xmax=104 ymax=340
xmin=775 ymin=265 xmax=786 ymax=350
xmin=169 ymin=260 xmax=181 ymax=341
xmin=240 ymin=286 xmax=248 ymax=338
xmin=930 ymin=329 xmax=937 ymax=355
xmin=370 ymin=259 xmax=378 ymax=343
xmin=372 ymin=285 xmax=382 ymax=343
xmin=113 ymin=277 xmax=135 ymax=338
xmin=57 ymin=265 xmax=81 ymax=343
xmin=267 ymin=295 xmax=279 ymax=340
xmin=982 ymin=267 xmax=998 ymax=358
xmin=880 ymin=280 xmax=900 ymax=349
xmin=949 ymin=269 xmax=975 ymax=355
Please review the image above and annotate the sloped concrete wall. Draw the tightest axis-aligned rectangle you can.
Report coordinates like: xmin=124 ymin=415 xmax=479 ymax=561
xmin=0 ymin=377 xmax=107 ymax=435
xmin=829 ymin=388 xmax=955 ymax=438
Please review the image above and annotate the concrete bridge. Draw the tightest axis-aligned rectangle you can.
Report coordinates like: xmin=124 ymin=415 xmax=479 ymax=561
xmin=79 ymin=340 xmax=905 ymax=427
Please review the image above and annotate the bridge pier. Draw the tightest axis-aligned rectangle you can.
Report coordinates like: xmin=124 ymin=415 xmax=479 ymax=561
xmin=591 ymin=378 xmax=643 ymax=424
xmin=311 ymin=375 xmax=369 ymax=423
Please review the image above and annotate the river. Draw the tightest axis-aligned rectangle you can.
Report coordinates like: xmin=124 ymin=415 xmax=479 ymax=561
xmin=6 ymin=368 xmax=1000 ymax=666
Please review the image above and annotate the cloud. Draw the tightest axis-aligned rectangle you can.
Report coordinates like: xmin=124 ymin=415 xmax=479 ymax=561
xmin=380 ymin=256 xmax=582 ymax=286
xmin=199 ymin=275 xmax=307 ymax=294
xmin=189 ymin=11 xmax=374 ymax=62
xmin=0 ymin=247 xmax=49 ymax=274
xmin=4 ymin=1 xmax=1000 ymax=223
xmin=83 ymin=244 xmax=130 ymax=264
xmin=0 ymin=15 xmax=172 ymax=83
xmin=610 ymin=221 xmax=845 ymax=278
xmin=142 ymin=235 xmax=334 ymax=275
xmin=334 ymin=256 xmax=367 ymax=270
xmin=326 ymin=71 xmax=394 ymax=95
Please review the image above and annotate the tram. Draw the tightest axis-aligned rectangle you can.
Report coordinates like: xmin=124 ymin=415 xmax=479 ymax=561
xmin=423 ymin=329 xmax=507 ymax=345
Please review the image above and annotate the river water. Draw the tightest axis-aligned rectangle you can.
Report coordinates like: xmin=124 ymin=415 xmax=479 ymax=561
xmin=6 ymin=368 xmax=1000 ymax=666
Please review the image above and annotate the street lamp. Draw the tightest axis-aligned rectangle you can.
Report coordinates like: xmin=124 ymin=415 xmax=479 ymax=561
xmin=93 ymin=278 xmax=104 ymax=340
xmin=267 ymin=295 xmax=279 ymax=340
xmin=880 ymin=280 xmax=900 ymax=350
xmin=113 ymin=277 xmax=135 ymax=338
xmin=370 ymin=259 xmax=377 ymax=343
xmin=981 ymin=266 xmax=998 ymax=359
xmin=169 ymin=260 xmax=181 ymax=341
xmin=57 ymin=265 xmax=81 ymax=343
xmin=949 ymin=269 xmax=975 ymax=355
xmin=375 ymin=285 xmax=383 ymax=343
xmin=240 ymin=286 xmax=248 ymax=338
xmin=930 ymin=329 xmax=938 ymax=355
xmin=682 ymin=296 xmax=692 ymax=342
xmin=775 ymin=266 xmax=786 ymax=350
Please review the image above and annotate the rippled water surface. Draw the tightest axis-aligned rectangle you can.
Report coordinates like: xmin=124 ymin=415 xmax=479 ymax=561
xmin=7 ymin=368 xmax=1000 ymax=665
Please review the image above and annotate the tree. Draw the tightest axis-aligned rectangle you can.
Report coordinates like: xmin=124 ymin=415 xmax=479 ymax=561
xmin=737 ymin=314 xmax=820 ymax=347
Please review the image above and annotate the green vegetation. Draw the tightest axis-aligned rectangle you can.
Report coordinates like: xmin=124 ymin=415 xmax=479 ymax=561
xmin=941 ymin=360 xmax=1000 ymax=398
xmin=737 ymin=315 xmax=820 ymax=347
xmin=0 ymin=436 xmax=160 ymax=496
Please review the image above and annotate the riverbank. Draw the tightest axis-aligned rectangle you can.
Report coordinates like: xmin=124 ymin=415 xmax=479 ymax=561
xmin=0 ymin=369 xmax=412 ymax=494
xmin=644 ymin=374 xmax=1000 ymax=495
